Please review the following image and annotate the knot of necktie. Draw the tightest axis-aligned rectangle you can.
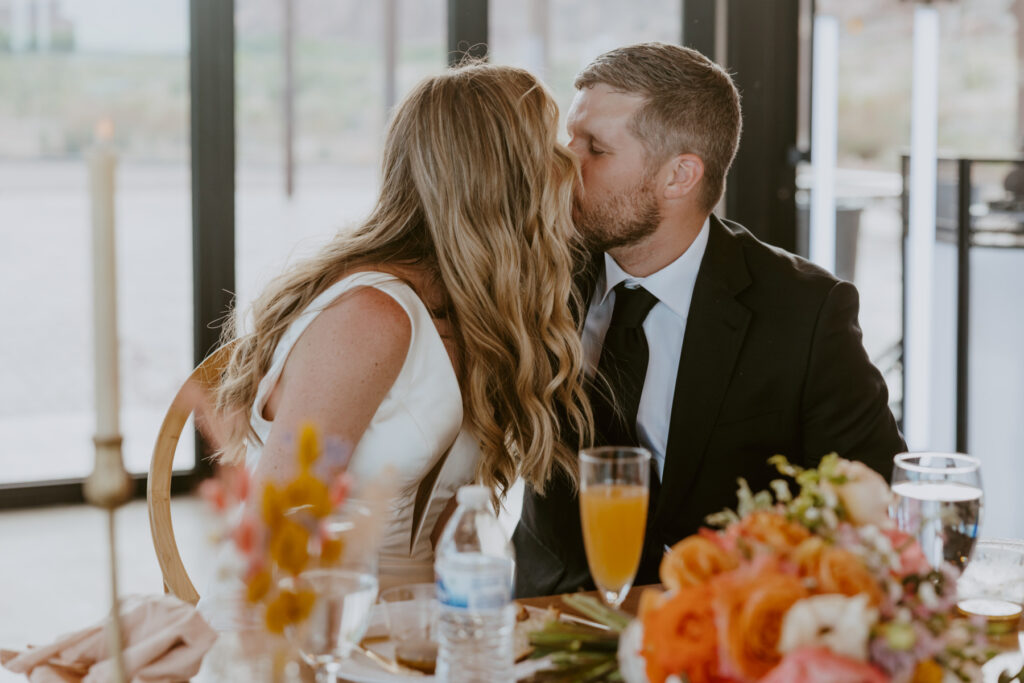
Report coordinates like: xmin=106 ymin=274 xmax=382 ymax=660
xmin=609 ymin=283 xmax=659 ymax=329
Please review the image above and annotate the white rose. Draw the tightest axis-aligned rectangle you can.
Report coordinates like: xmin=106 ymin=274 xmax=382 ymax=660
xmin=825 ymin=459 xmax=893 ymax=527
xmin=778 ymin=593 xmax=879 ymax=661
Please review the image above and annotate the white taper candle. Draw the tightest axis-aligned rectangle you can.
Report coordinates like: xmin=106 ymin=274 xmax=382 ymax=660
xmin=89 ymin=120 xmax=119 ymax=440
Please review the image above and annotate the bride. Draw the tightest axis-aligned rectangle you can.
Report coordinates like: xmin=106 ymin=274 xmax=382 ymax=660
xmin=209 ymin=63 xmax=592 ymax=600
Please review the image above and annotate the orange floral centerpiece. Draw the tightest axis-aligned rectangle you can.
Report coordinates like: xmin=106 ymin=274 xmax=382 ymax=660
xmin=627 ymin=454 xmax=998 ymax=683
xmin=201 ymin=422 xmax=358 ymax=634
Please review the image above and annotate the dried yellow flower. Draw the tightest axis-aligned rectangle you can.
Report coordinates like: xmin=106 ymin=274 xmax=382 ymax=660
xmin=245 ymin=567 xmax=272 ymax=604
xmin=285 ymin=471 xmax=331 ymax=519
xmin=261 ymin=482 xmax=286 ymax=530
xmin=319 ymin=537 xmax=345 ymax=566
xmin=297 ymin=422 xmax=321 ymax=470
xmin=265 ymin=588 xmax=316 ymax=634
xmin=270 ymin=519 xmax=311 ymax=576
xmin=910 ymin=659 xmax=944 ymax=683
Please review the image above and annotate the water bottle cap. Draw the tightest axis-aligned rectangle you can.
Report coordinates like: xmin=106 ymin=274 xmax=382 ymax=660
xmin=456 ymin=485 xmax=489 ymax=507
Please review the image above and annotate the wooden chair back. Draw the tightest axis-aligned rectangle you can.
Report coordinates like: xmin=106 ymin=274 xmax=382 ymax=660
xmin=147 ymin=342 xmax=236 ymax=605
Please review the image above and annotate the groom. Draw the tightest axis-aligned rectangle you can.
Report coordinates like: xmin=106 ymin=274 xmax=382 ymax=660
xmin=513 ymin=43 xmax=906 ymax=597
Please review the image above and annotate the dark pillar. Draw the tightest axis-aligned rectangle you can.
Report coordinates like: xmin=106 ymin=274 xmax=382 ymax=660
xmin=448 ymin=0 xmax=488 ymax=66
xmin=681 ymin=0 xmax=717 ymax=60
xmin=190 ymin=0 xmax=235 ymax=473
xmin=190 ymin=0 xmax=235 ymax=365
xmin=724 ymin=0 xmax=801 ymax=251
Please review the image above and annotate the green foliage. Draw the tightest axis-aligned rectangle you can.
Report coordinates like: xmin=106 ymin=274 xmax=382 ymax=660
xmin=705 ymin=453 xmax=850 ymax=534
xmin=525 ymin=595 xmax=631 ymax=682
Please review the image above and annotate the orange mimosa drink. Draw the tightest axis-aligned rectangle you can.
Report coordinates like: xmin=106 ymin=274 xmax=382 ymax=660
xmin=580 ymin=483 xmax=649 ymax=593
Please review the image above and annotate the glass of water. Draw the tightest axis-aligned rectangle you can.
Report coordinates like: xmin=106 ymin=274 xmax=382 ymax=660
xmin=282 ymin=567 xmax=380 ymax=683
xmin=890 ymin=452 xmax=983 ymax=570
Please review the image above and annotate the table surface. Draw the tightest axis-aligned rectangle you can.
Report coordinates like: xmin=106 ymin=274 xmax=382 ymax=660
xmin=195 ymin=585 xmax=1022 ymax=683
xmin=195 ymin=587 xmax=657 ymax=682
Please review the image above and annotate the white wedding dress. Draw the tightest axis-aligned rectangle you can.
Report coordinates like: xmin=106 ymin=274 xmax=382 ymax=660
xmin=199 ymin=271 xmax=479 ymax=630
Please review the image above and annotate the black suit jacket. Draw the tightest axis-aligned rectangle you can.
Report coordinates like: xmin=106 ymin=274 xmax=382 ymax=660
xmin=513 ymin=216 xmax=907 ymax=597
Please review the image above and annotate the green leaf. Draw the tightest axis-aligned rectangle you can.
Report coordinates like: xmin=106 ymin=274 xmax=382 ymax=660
xmin=768 ymin=454 xmax=803 ymax=478
xmin=705 ymin=508 xmax=740 ymax=528
xmin=769 ymin=479 xmax=793 ymax=502
xmin=560 ymin=594 xmax=631 ymax=632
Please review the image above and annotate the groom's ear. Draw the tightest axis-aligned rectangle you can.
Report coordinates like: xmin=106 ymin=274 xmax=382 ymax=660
xmin=662 ymin=154 xmax=704 ymax=200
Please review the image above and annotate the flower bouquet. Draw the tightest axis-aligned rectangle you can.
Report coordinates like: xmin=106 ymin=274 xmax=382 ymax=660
xmin=201 ymin=422 xmax=388 ymax=635
xmin=529 ymin=455 xmax=1023 ymax=683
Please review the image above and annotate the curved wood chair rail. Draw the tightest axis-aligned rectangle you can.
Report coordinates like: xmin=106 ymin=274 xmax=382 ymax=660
xmin=147 ymin=341 xmax=236 ymax=605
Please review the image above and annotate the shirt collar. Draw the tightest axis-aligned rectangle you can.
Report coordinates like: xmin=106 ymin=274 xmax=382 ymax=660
xmin=596 ymin=217 xmax=711 ymax=319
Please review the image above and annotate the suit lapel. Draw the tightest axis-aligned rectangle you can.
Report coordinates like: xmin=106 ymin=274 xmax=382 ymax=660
xmin=653 ymin=217 xmax=752 ymax=527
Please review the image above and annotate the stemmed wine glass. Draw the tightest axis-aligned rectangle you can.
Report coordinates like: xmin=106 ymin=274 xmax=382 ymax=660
xmin=890 ymin=452 xmax=983 ymax=570
xmin=284 ymin=499 xmax=379 ymax=682
xmin=578 ymin=446 xmax=651 ymax=608
xmin=281 ymin=567 xmax=379 ymax=683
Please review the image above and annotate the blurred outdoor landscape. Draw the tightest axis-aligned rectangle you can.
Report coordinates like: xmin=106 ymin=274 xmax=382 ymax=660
xmin=0 ymin=0 xmax=1020 ymax=493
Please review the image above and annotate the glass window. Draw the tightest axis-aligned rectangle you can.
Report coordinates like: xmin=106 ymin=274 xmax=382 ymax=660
xmin=490 ymin=0 xmax=681 ymax=136
xmin=0 ymin=0 xmax=192 ymax=484
xmin=812 ymin=0 xmax=1022 ymax=537
xmin=234 ymin=0 xmax=446 ymax=312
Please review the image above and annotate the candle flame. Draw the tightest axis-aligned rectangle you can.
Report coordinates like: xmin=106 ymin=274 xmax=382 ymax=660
xmin=94 ymin=118 xmax=115 ymax=143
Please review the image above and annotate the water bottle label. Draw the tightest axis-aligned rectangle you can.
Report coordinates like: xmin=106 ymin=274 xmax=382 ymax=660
xmin=436 ymin=559 xmax=512 ymax=610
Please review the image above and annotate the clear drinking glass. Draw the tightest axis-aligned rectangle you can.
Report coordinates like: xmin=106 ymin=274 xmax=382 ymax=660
xmin=956 ymin=538 xmax=1024 ymax=653
xmin=890 ymin=452 xmax=983 ymax=570
xmin=579 ymin=446 xmax=651 ymax=608
xmin=379 ymin=583 xmax=439 ymax=674
xmin=282 ymin=568 xmax=380 ymax=683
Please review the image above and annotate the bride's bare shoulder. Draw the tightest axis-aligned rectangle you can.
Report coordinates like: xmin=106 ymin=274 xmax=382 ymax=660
xmin=309 ymin=284 xmax=412 ymax=361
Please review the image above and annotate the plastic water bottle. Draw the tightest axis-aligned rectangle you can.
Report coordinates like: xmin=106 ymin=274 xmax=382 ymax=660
xmin=434 ymin=484 xmax=516 ymax=683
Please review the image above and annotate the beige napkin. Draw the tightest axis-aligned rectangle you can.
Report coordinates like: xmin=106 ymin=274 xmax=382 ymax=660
xmin=1 ymin=594 xmax=218 ymax=683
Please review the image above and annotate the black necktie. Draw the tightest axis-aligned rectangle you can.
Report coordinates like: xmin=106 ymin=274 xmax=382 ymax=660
xmin=590 ymin=283 xmax=659 ymax=449
xmin=589 ymin=283 xmax=663 ymax=585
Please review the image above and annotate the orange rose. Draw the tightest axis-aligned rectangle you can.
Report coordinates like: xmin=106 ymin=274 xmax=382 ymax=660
xmin=815 ymin=547 xmax=884 ymax=606
xmin=642 ymin=585 xmax=720 ymax=683
xmin=733 ymin=511 xmax=811 ymax=555
xmin=660 ymin=536 xmax=739 ymax=591
xmin=712 ymin=561 xmax=809 ymax=681
xmin=638 ymin=586 xmax=668 ymax=620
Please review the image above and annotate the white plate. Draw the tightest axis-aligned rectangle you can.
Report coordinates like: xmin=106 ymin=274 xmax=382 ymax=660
xmin=335 ymin=604 xmax=555 ymax=683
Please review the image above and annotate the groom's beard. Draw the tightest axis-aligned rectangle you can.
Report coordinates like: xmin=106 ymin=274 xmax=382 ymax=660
xmin=573 ymin=174 xmax=661 ymax=253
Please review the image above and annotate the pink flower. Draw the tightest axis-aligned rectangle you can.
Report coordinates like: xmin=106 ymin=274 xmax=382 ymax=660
xmin=228 ymin=465 xmax=250 ymax=503
xmin=880 ymin=528 xmax=929 ymax=577
xmin=824 ymin=459 xmax=893 ymax=527
xmin=198 ymin=478 xmax=227 ymax=512
xmin=759 ymin=647 xmax=889 ymax=683
xmin=232 ymin=513 xmax=261 ymax=556
xmin=329 ymin=472 xmax=352 ymax=506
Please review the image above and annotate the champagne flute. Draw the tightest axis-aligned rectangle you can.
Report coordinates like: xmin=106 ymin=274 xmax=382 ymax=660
xmin=579 ymin=446 xmax=651 ymax=608
xmin=890 ymin=452 xmax=983 ymax=570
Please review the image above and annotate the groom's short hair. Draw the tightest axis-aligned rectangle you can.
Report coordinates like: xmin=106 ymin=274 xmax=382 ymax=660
xmin=575 ymin=42 xmax=742 ymax=212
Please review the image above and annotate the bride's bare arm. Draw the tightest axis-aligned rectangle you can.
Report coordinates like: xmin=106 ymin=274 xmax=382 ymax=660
xmin=255 ymin=287 xmax=412 ymax=483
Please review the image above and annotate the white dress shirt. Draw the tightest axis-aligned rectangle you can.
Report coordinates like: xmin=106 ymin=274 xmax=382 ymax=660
xmin=582 ymin=219 xmax=710 ymax=479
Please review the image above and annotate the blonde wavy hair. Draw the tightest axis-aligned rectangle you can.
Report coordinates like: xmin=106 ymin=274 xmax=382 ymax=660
xmin=215 ymin=63 xmax=592 ymax=496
